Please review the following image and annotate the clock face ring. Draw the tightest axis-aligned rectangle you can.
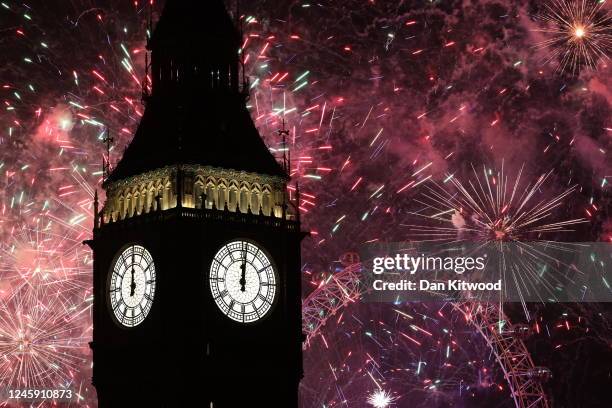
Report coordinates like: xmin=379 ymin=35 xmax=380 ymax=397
xmin=209 ymin=240 xmax=277 ymax=323
xmin=108 ymin=244 xmax=156 ymax=328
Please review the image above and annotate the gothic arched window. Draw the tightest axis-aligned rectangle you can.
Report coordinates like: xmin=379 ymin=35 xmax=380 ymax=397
xmin=206 ymin=183 xmax=216 ymax=209
xmin=250 ymin=187 xmax=261 ymax=215
xmin=228 ymin=187 xmax=238 ymax=212
xmin=239 ymin=188 xmax=249 ymax=213
xmin=217 ymin=183 xmax=227 ymax=210
xmin=262 ymin=190 xmax=271 ymax=216
xmin=133 ymin=192 xmax=140 ymax=216
xmin=118 ymin=195 xmax=124 ymax=219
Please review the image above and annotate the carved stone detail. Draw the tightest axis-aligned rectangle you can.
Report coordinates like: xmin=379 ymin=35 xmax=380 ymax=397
xmin=102 ymin=165 xmax=293 ymax=224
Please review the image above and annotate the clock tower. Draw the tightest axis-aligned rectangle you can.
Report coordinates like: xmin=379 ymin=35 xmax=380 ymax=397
xmin=87 ymin=1 xmax=305 ymax=407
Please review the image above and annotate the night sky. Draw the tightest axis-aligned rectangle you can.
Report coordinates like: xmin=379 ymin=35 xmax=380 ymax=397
xmin=0 ymin=0 xmax=611 ymax=406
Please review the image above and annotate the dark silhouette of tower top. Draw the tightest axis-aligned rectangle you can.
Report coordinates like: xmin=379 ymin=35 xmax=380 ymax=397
xmin=106 ymin=0 xmax=285 ymax=184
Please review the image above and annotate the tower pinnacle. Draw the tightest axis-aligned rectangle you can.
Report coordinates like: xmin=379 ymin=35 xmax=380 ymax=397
xmin=106 ymin=0 xmax=285 ymax=185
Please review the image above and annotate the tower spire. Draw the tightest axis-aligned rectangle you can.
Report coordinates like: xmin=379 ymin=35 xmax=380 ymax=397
xmin=295 ymin=182 xmax=301 ymax=223
xmin=147 ymin=0 xmax=242 ymax=100
xmin=105 ymin=0 xmax=286 ymax=185
xmin=278 ymin=117 xmax=290 ymax=173
xmin=102 ymin=128 xmax=114 ymax=182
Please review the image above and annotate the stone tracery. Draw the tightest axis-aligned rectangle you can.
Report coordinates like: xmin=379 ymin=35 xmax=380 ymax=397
xmin=102 ymin=165 xmax=293 ymax=223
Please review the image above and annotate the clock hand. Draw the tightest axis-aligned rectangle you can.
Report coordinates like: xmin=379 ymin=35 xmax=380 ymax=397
xmin=239 ymin=244 xmax=247 ymax=292
xmin=130 ymin=248 xmax=136 ymax=297
xmin=130 ymin=267 xmax=136 ymax=297
xmin=239 ymin=263 xmax=246 ymax=292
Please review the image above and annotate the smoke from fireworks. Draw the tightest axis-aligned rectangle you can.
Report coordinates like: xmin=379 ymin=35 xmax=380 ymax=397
xmin=0 ymin=0 xmax=610 ymax=406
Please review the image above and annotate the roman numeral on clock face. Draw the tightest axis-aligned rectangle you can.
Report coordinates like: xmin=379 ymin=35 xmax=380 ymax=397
xmin=112 ymin=300 xmax=124 ymax=311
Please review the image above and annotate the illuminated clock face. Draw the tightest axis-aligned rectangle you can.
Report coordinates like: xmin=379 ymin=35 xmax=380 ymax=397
xmin=109 ymin=245 xmax=156 ymax=328
xmin=209 ymin=240 xmax=277 ymax=323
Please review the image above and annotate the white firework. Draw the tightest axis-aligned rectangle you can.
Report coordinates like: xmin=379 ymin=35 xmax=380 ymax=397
xmin=534 ymin=0 xmax=612 ymax=73
xmin=367 ymin=389 xmax=396 ymax=408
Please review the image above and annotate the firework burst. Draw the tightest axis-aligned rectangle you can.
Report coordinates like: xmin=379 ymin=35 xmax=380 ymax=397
xmin=404 ymin=163 xmax=590 ymax=316
xmin=0 ymin=284 xmax=90 ymax=390
xmin=367 ymin=388 xmax=396 ymax=408
xmin=0 ymin=1 xmax=609 ymax=406
xmin=534 ymin=0 xmax=612 ymax=73
xmin=300 ymin=300 xmax=511 ymax=407
xmin=406 ymin=163 xmax=587 ymax=244
xmin=0 ymin=215 xmax=92 ymax=295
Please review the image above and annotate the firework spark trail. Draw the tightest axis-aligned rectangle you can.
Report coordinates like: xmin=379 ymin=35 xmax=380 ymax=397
xmin=0 ymin=2 xmax=339 ymax=404
xmin=0 ymin=1 xmax=610 ymax=406
xmin=367 ymin=388 xmax=395 ymax=408
xmin=0 ymin=284 xmax=90 ymax=389
xmin=0 ymin=219 xmax=92 ymax=295
xmin=405 ymin=163 xmax=587 ymax=243
xmin=0 ymin=1 xmax=336 ymax=403
xmin=300 ymin=302 xmax=507 ymax=407
xmin=534 ymin=0 xmax=612 ymax=73
xmin=402 ymin=162 xmax=592 ymax=317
